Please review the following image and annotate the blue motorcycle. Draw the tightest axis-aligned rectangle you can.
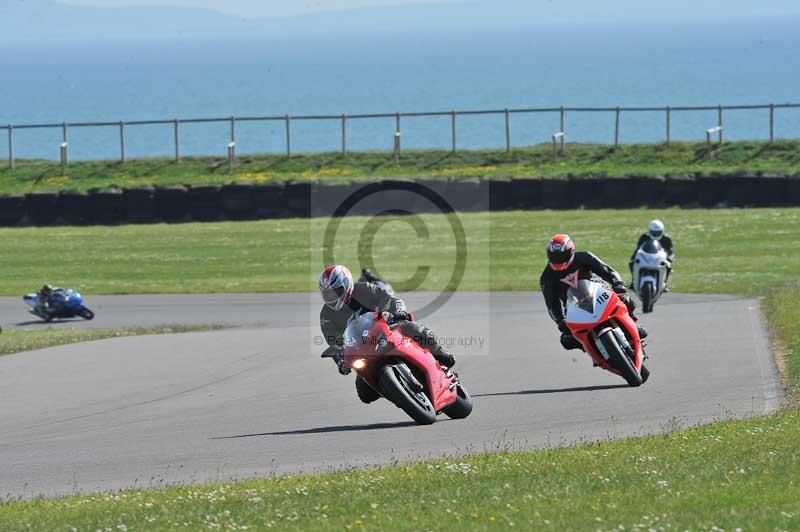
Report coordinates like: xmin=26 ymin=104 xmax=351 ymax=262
xmin=24 ymin=288 xmax=95 ymax=322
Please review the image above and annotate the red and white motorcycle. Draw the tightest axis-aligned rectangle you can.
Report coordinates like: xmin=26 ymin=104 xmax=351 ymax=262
xmin=564 ymin=277 xmax=650 ymax=387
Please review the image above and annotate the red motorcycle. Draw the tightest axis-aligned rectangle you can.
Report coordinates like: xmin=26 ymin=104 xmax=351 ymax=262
xmin=564 ymin=277 xmax=650 ymax=387
xmin=327 ymin=312 xmax=473 ymax=425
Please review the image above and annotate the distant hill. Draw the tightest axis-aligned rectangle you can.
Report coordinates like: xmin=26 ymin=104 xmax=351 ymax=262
xmin=2 ymin=0 xmax=799 ymax=43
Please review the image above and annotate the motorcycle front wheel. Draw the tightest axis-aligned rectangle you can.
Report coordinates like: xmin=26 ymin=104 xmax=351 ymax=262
xmin=599 ymin=330 xmax=643 ymax=387
xmin=78 ymin=307 xmax=95 ymax=320
xmin=640 ymin=364 xmax=650 ymax=384
xmin=641 ymin=281 xmax=655 ymax=313
xmin=378 ymin=364 xmax=436 ymax=425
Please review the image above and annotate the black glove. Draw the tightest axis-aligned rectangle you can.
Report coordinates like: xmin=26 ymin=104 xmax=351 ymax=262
xmin=336 ymin=357 xmax=352 ymax=375
xmin=557 ymin=320 xmax=571 ymax=335
xmin=381 ymin=311 xmax=409 ymax=324
xmin=322 ymin=346 xmax=351 ymax=375
xmin=333 ymin=353 xmax=351 ymax=375
xmin=612 ymin=282 xmax=627 ymax=294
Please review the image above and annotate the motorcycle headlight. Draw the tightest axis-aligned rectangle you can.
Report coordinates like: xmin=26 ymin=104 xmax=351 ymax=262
xmin=352 ymin=358 xmax=367 ymax=370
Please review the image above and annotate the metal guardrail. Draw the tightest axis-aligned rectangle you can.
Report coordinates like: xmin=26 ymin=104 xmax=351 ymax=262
xmin=2 ymin=103 xmax=798 ymax=169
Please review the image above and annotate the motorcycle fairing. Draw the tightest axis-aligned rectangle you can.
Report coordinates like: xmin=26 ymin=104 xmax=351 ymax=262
xmin=564 ymin=280 xmax=613 ymax=325
xmin=342 ymin=313 xmax=457 ymax=412
xmin=633 ymin=239 xmax=669 ymax=304
xmin=564 ymin=280 xmax=642 ymax=374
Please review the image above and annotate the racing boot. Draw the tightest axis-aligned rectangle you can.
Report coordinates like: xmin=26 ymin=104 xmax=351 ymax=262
xmin=425 ymin=331 xmax=456 ymax=367
xmin=560 ymin=332 xmax=583 ymax=351
xmin=425 ymin=334 xmax=456 ymax=368
xmin=637 ymin=324 xmax=648 ymax=339
xmin=398 ymin=321 xmax=455 ymax=368
xmin=433 ymin=349 xmax=456 ymax=368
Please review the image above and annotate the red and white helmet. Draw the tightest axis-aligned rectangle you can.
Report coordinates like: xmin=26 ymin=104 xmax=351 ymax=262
xmin=319 ymin=264 xmax=354 ymax=310
xmin=546 ymin=234 xmax=575 ymax=271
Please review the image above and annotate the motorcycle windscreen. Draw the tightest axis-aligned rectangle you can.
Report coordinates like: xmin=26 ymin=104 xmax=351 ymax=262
xmin=565 ymin=280 xmax=610 ymax=324
xmin=343 ymin=312 xmax=377 ymax=350
xmin=636 ymin=240 xmax=667 ymax=267
xmin=640 ymin=238 xmax=663 ymax=255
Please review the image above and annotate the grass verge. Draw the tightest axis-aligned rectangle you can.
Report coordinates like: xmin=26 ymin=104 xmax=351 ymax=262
xmin=1 ymin=209 xmax=798 ymax=528
xmin=0 ymin=208 xmax=797 ymax=295
xmin=0 ymin=411 xmax=798 ymax=530
xmin=1 ymin=140 xmax=798 ymax=195
xmin=764 ymin=285 xmax=800 ymax=402
xmin=0 ymin=325 xmax=226 ymax=356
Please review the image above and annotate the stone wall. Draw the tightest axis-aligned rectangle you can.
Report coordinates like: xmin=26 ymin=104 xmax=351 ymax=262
xmin=0 ymin=176 xmax=797 ymax=226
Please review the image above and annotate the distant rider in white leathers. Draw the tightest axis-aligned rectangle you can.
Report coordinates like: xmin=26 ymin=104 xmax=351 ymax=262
xmin=629 ymin=220 xmax=675 ymax=290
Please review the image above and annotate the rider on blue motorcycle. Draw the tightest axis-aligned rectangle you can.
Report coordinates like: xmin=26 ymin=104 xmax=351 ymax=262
xmin=35 ymin=284 xmax=61 ymax=315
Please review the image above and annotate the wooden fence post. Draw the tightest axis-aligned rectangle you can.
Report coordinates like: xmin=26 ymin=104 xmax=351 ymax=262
xmin=504 ymin=108 xmax=510 ymax=152
xmin=285 ymin=114 xmax=292 ymax=157
xmin=174 ymin=119 xmax=180 ymax=162
xmin=451 ymin=110 xmax=456 ymax=152
xmin=769 ymin=104 xmax=775 ymax=143
xmin=7 ymin=125 xmax=13 ymax=170
xmin=341 ymin=114 xmax=347 ymax=155
xmin=666 ymin=106 xmax=671 ymax=146
xmin=62 ymin=122 xmax=68 ymax=165
xmin=119 ymin=121 xmax=125 ymax=162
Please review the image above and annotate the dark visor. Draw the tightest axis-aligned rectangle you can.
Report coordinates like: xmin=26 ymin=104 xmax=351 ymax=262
xmin=548 ymin=249 xmax=572 ymax=264
xmin=321 ymin=285 xmax=345 ymax=304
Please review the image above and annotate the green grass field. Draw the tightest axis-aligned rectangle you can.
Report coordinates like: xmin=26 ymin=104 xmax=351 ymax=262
xmin=0 ymin=208 xmax=796 ymax=296
xmin=0 ymin=325 xmax=225 ymax=356
xmin=1 ymin=208 xmax=799 ymax=529
xmin=1 ymin=140 xmax=799 ymax=195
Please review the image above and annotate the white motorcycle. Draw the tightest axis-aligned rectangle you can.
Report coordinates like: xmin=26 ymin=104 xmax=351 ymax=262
xmin=632 ymin=238 xmax=670 ymax=313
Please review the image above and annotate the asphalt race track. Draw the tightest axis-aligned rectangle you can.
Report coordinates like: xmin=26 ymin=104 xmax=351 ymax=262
xmin=0 ymin=292 xmax=782 ymax=498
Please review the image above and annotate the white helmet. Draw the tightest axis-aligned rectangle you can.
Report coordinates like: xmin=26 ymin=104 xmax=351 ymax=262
xmin=319 ymin=264 xmax=354 ymax=310
xmin=648 ymin=220 xmax=665 ymax=240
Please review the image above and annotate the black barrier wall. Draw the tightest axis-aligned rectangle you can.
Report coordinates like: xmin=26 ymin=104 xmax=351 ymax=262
xmin=0 ymin=177 xmax=798 ymax=226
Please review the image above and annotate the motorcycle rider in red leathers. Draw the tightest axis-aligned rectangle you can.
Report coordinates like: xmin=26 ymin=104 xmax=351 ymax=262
xmin=540 ymin=234 xmax=648 ymax=351
xmin=318 ymin=264 xmax=456 ymax=403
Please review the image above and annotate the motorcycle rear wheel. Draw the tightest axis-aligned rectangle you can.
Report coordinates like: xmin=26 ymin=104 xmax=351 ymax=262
xmin=378 ymin=364 xmax=436 ymax=425
xmin=442 ymin=384 xmax=473 ymax=419
xmin=599 ymin=330 xmax=643 ymax=387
